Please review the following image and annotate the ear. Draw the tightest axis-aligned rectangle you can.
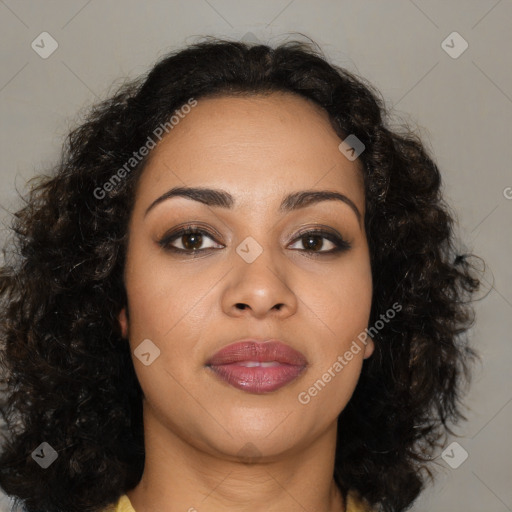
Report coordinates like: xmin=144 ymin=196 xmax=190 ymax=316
xmin=118 ymin=307 xmax=129 ymax=339
xmin=363 ymin=336 xmax=375 ymax=359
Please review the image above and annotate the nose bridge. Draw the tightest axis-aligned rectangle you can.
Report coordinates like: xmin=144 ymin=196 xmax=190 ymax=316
xmin=233 ymin=199 xmax=288 ymax=266
xmin=232 ymin=202 xmax=281 ymax=264
xmin=234 ymin=231 xmax=285 ymax=287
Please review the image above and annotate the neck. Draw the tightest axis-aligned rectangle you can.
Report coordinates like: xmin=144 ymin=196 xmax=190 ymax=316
xmin=126 ymin=401 xmax=346 ymax=512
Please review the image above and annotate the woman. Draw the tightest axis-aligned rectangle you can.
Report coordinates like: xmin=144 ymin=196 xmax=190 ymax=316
xmin=0 ymin=37 xmax=480 ymax=512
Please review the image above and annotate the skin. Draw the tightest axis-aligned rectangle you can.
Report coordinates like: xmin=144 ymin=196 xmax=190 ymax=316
xmin=118 ymin=92 xmax=374 ymax=512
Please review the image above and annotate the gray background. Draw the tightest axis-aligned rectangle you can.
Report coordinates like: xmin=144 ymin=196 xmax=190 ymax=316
xmin=0 ymin=1 xmax=511 ymax=511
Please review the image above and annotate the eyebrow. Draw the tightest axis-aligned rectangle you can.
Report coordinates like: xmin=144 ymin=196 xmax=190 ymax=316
xmin=144 ymin=186 xmax=362 ymax=224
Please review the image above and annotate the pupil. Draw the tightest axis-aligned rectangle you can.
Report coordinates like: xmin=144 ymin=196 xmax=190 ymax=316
xmin=305 ymin=235 xmax=322 ymax=251
xmin=183 ymin=233 xmax=202 ymax=250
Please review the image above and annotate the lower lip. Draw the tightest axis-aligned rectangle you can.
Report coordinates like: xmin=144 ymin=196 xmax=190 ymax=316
xmin=206 ymin=363 xmax=307 ymax=393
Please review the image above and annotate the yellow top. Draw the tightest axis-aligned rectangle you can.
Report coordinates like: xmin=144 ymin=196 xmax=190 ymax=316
xmin=108 ymin=490 xmax=371 ymax=511
xmin=111 ymin=494 xmax=133 ymax=512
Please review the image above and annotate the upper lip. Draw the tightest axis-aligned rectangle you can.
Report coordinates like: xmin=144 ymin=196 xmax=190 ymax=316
xmin=206 ymin=339 xmax=308 ymax=366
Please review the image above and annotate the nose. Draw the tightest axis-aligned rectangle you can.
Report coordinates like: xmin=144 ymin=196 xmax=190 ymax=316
xmin=221 ymin=245 xmax=298 ymax=320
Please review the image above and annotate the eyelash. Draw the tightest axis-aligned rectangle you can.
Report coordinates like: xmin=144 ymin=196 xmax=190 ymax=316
xmin=157 ymin=224 xmax=351 ymax=257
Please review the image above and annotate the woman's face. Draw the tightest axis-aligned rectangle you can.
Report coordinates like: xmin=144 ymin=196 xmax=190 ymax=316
xmin=118 ymin=92 xmax=373 ymax=460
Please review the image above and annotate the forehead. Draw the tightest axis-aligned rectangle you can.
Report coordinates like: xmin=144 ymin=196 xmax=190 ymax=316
xmin=136 ymin=92 xmax=364 ymax=211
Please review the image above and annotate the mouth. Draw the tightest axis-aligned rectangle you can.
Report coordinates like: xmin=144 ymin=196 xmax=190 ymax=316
xmin=205 ymin=339 xmax=308 ymax=394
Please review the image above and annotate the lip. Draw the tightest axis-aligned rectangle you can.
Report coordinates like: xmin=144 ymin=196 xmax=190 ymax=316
xmin=205 ymin=339 xmax=308 ymax=394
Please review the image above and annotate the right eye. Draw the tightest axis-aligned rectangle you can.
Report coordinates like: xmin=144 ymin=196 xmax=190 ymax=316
xmin=158 ymin=226 xmax=224 ymax=254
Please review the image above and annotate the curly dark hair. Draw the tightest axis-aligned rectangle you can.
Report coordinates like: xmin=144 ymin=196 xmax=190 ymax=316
xmin=0 ymin=36 xmax=481 ymax=512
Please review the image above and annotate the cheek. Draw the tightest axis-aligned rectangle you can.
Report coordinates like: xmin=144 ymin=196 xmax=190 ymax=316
xmin=294 ymin=254 xmax=372 ymax=409
xmin=123 ymin=245 xmax=218 ymax=376
xmin=123 ymin=237 xmax=198 ymax=335
xmin=123 ymin=260 xmax=207 ymax=404
xmin=302 ymin=253 xmax=372 ymax=340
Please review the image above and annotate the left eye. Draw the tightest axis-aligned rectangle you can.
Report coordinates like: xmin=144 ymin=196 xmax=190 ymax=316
xmin=289 ymin=232 xmax=337 ymax=252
